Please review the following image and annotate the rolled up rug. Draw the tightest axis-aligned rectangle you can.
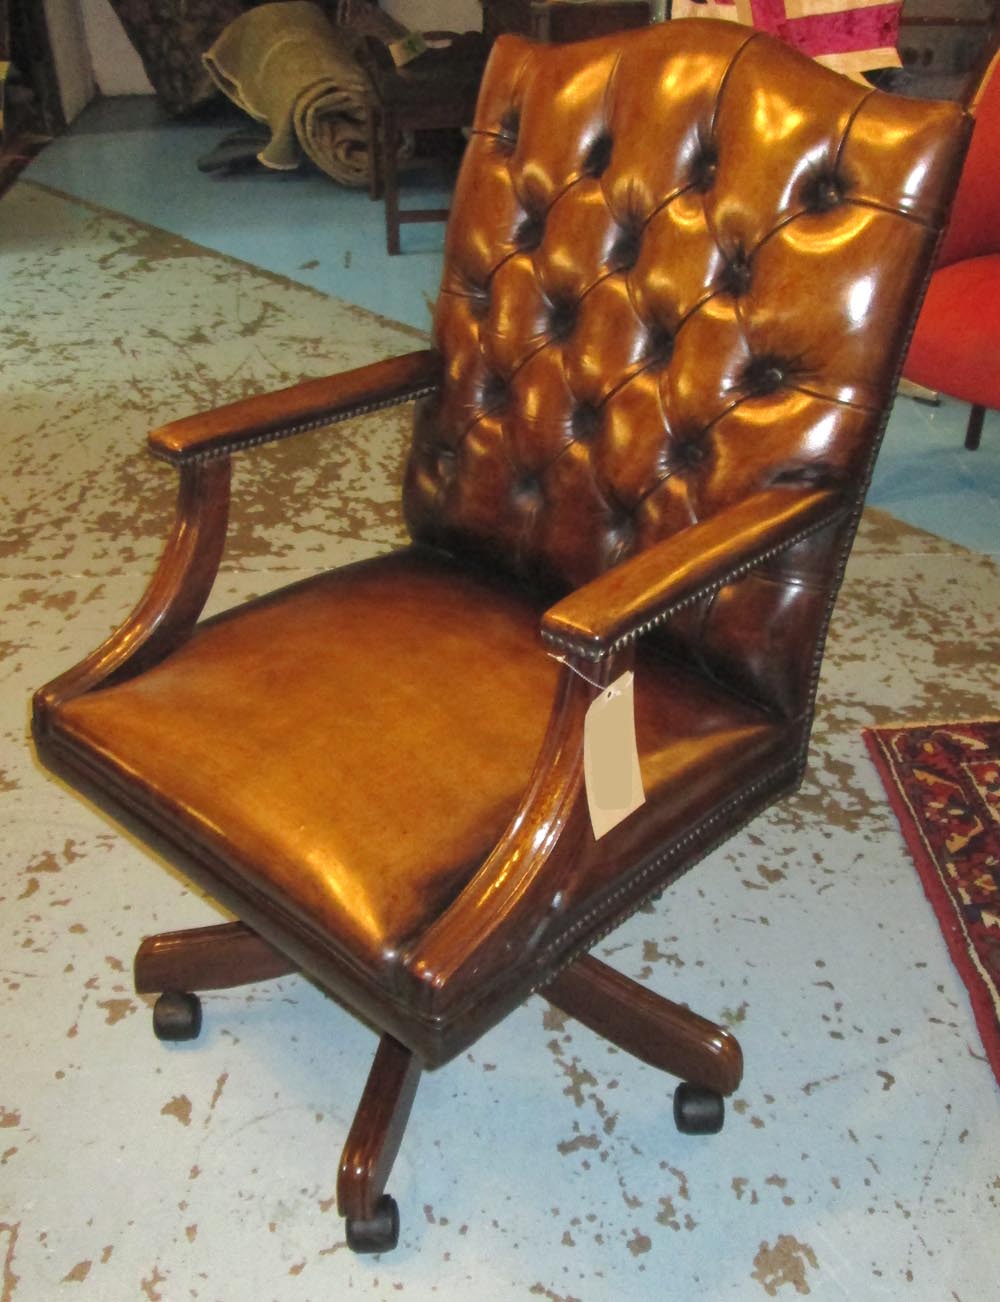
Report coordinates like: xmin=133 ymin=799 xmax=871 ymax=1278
xmin=203 ymin=1 xmax=398 ymax=187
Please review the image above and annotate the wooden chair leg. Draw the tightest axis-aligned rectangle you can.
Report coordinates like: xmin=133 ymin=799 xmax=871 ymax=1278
xmin=366 ymin=105 xmax=383 ymax=200
xmin=966 ymin=403 xmax=985 ymax=450
xmin=338 ymin=1034 xmax=422 ymax=1252
xmin=382 ymin=107 xmax=402 ymax=256
xmin=134 ymin=920 xmax=298 ymax=995
xmin=543 ymin=953 xmax=743 ymax=1097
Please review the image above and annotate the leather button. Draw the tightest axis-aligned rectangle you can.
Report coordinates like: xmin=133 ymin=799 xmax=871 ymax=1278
xmin=513 ymin=474 xmax=543 ymax=510
xmin=435 ymin=446 xmax=457 ymax=479
xmin=571 ymin=403 xmax=601 ymax=442
xmin=608 ymin=507 xmax=636 ymax=548
xmin=690 ymin=143 xmax=718 ymax=193
xmin=469 ymin=285 xmax=490 ymax=319
xmin=645 ymin=323 xmax=674 ymax=365
xmin=742 ymin=356 xmax=789 ymax=396
xmin=481 ymin=372 xmax=509 ymax=410
xmin=499 ymin=107 xmax=519 ymax=136
xmin=496 ymin=107 xmax=519 ymax=154
xmin=674 ymin=439 xmax=707 ymax=467
xmin=548 ymin=297 xmax=578 ymax=341
xmin=720 ymin=250 xmax=752 ymax=297
xmin=583 ymin=131 xmax=613 ymax=178
xmin=803 ymin=171 xmax=846 ymax=213
xmin=612 ymin=223 xmax=642 ymax=271
xmin=514 ymin=211 xmax=545 ymax=252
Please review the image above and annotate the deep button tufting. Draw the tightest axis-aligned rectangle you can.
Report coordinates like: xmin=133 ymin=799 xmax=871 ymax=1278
xmin=435 ymin=445 xmax=457 ymax=480
xmin=689 ymin=142 xmax=718 ymax=193
xmin=742 ymin=355 xmax=792 ymax=396
xmin=468 ymin=285 xmax=491 ymax=320
xmin=674 ymin=438 xmax=707 ymax=468
xmin=720 ymin=248 xmax=753 ymax=297
xmin=583 ymin=131 xmax=614 ymax=178
xmin=571 ymin=402 xmax=602 ymax=442
xmin=645 ymin=322 xmax=674 ymax=366
xmin=802 ymin=170 xmax=847 ymax=213
xmin=481 ymin=372 xmax=509 ymax=410
xmin=496 ymin=107 xmax=520 ymax=154
xmin=514 ymin=210 xmax=546 ymax=252
xmin=607 ymin=505 xmax=636 ymax=551
xmin=512 ymin=474 xmax=543 ymax=511
xmin=611 ymin=220 xmax=642 ymax=271
xmin=548 ymin=296 xmax=578 ymax=341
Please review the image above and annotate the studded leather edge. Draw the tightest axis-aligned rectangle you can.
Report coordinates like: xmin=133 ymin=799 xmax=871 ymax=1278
xmin=150 ymin=382 xmax=442 ymax=467
xmin=539 ymin=504 xmax=849 ymax=662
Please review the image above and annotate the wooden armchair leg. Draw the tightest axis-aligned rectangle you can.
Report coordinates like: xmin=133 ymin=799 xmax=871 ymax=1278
xmin=543 ymin=953 xmax=744 ymax=1097
xmin=337 ymin=1034 xmax=423 ymax=1253
xmin=382 ymin=107 xmax=402 ymax=256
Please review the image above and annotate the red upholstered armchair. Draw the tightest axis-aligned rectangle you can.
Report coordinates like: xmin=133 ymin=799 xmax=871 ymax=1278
xmin=32 ymin=21 xmax=968 ymax=1253
xmin=904 ymin=40 xmax=1000 ymax=449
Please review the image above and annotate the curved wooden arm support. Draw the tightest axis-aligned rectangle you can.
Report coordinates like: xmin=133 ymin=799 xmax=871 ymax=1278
xmin=34 ymin=352 xmax=443 ymax=726
xmin=148 ymin=349 xmax=442 ymax=465
xmin=404 ymin=652 xmax=626 ymax=1017
xmin=541 ymin=486 xmax=846 ymax=661
xmin=403 ymin=492 xmax=847 ymax=1020
xmin=33 ymin=457 xmax=232 ymax=723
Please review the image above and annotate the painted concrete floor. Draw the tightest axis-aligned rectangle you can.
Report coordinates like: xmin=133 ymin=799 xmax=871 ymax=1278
xmin=2 ymin=97 xmax=998 ymax=1301
xmin=23 ymin=94 xmax=1000 ymax=558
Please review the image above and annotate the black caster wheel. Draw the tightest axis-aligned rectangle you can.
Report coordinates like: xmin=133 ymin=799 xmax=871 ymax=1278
xmin=673 ymin=1082 xmax=725 ymax=1135
xmin=152 ymin=991 xmax=202 ymax=1042
xmin=345 ymin=1194 xmax=400 ymax=1254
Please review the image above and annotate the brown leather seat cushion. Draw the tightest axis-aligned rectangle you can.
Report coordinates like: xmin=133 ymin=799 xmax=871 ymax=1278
xmin=52 ymin=546 xmax=785 ymax=989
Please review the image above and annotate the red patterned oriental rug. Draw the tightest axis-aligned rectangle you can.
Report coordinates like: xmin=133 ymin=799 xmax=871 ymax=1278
xmin=864 ymin=721 xmax=1000 ymax=1086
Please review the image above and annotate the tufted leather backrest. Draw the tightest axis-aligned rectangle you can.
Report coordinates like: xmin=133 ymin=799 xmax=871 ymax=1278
xmin=404 ymin=20 xmax=967 ymax=716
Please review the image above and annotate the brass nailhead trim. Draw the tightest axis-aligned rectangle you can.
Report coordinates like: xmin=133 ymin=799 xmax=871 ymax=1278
xmin=541 ymin=507 xmax=847 ymax=661
xmin=155 ymin=383 xmax=441 ymax=466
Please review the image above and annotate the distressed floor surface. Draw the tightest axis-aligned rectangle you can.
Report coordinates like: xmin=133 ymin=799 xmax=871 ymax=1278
xmin=2 ymin=183 xmax=999 ymax=1300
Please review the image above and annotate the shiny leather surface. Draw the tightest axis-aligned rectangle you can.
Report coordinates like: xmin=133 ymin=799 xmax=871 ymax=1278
xmin=149 ymin=349 xmax=441 ymax=465
xmin=53 ymin=546 xmax=784 ymax=992
xmin=35 ymin=21 xmax=970 ymax=1061
xmin=405 ymin=21 xmax=967 ymax=714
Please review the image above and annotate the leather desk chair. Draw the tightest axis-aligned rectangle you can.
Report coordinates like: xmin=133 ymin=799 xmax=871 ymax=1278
xmin=33 ymin=20 xmax=969 ymax=1254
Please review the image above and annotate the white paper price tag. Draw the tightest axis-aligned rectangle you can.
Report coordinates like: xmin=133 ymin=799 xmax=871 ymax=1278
xmin=583 ymin=670 xmax=646 ymax=839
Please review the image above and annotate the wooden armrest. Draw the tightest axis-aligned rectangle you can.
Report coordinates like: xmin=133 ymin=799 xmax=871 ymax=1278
xmin=541 ymin=485 xmax=847 ymax=661
xmin=33 ymin=459 xmax=232 ymax=720
xmin=36 ymin=352 xmax=442 ymax=713
xmin=403 ymin=655 xmax=610 ymax=1019
xmin=404 ymin=485 xmax=847 ymax=1020
xmin=148 ymin=349 xmax=442 ymax=466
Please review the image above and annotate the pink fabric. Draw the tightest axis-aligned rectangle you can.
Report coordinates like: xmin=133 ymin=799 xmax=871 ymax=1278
xmin=745 ymin=0 xmax=901 ymax=58
xmin=739 ymin=0 xmax=895 ymax=57
xmin=671 ymin=1 xmax=902 ymax=74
